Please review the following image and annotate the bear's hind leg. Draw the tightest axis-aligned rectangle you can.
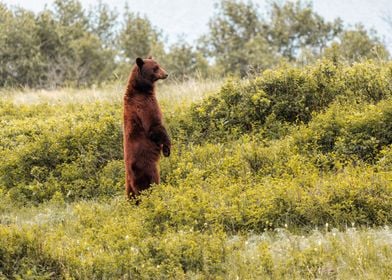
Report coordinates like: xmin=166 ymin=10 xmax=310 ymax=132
xmin=126 ymin=172 xmax=139 ymax=199
xmin=132 ymin=163 xmax=160 ymax=193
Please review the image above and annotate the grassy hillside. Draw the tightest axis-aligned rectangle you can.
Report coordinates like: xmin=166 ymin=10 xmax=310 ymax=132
xmin=0 ymin=61 xmax=391 ymax=279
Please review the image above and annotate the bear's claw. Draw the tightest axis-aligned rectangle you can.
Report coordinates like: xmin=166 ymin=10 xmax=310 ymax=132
xmin=162 ymin=145 xmax=170 ymax=157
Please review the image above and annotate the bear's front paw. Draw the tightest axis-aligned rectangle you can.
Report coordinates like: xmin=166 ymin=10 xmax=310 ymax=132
xmin=162 ymin=145 xmax=170 ymax=157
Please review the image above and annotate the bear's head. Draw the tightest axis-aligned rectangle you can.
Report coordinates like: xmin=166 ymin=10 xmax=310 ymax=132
xmin=136 ymin=57 xmax=168 ymax=83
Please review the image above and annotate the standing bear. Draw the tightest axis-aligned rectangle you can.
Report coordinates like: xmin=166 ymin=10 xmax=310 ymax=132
xmin=123 ymin=57 xmax=171 ymax=199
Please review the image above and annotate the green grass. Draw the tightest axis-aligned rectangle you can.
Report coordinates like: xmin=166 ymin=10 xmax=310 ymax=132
xmin=0 ymin=61 xmax=391 ymax=279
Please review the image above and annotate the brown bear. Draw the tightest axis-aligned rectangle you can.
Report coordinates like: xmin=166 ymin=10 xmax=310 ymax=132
xmin=123 ymin=57 xmax=171 ymax=199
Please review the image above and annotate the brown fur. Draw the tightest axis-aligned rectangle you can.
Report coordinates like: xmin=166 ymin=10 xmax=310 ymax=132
xmin=123 ymin=57 xmax=171 ymax=199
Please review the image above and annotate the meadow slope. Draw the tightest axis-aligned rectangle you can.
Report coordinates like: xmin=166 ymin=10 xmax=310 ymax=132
xmin=0 ymin=61 xmax=391 ymax=279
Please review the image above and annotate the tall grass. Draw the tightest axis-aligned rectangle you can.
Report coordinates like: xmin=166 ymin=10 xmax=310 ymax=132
xmin=1 ymin=78 xmax=222 ymax=106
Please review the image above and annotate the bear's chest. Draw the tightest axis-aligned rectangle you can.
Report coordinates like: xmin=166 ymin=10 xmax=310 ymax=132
xmin=132 ymin=96 xmax=162 ymax=128
xmin=135 ymin=96 xmax=158 ymax=113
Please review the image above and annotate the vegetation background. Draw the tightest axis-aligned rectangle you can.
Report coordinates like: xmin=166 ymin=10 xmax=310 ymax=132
xmin=0 ymin=0 xmax=391 ymax=278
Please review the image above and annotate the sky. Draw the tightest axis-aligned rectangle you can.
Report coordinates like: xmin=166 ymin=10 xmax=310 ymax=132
xmin=3 ymin=0 xmax=392 ymax=49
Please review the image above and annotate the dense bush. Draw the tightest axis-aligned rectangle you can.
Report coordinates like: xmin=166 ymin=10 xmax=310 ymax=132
xmin=294 ymin=100 xmax=392 ymax=164
xmin=0 ymin=226 xmax=63 ymax=279
xmin=156 ymin=139 xmax=392 ymax=231
xmin=178 ymin=61 xmax=392 ymax=143
xmin=0 ymin=102 xmax=123 ymax=203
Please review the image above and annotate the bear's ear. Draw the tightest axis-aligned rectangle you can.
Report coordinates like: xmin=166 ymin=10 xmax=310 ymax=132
xmin=136 ymin=57 xmax=144 ymax=69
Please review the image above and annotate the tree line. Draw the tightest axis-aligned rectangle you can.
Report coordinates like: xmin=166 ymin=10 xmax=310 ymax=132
xmin=0 ymin=0 xmax=390 ymax=88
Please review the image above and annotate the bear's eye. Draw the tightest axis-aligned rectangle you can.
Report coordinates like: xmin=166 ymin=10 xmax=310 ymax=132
xmin=153 ymin=66 xmax=159 ymax=72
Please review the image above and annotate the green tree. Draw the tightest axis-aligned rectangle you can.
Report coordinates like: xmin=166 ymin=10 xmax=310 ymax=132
xmin=34 ymin=10 xmax=64 ymax=86
xmin=201 ymin=0 xmax=342 ymax=76
xmin=119 ymin=8 xmax=164 ymax=61
xmin=0 ymin=0 xmax=119 ymax=88
xmin=0 ymin=5 xmax=43 ymax=87
xmin=200 ymin=0 xmax=271 ymax=76
xmin=268 ymin=1 xmax=342 ymax=61
xmin=324 ymin=24 xmax=390 ymax=63
xmin=86 ymin=1 xmax=118 ymax=83
xmin=52 ymin=0 xmax=88 ymax=33
xmin=163 ymin=40 xmax=209 ymax=79
xmin=116 ymin=7 xmax=166 ymax=79
xmin=88 ymin=0 xmax=118 ymax=48
xmin=49 ymin=0 xmax=116 ymax=86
